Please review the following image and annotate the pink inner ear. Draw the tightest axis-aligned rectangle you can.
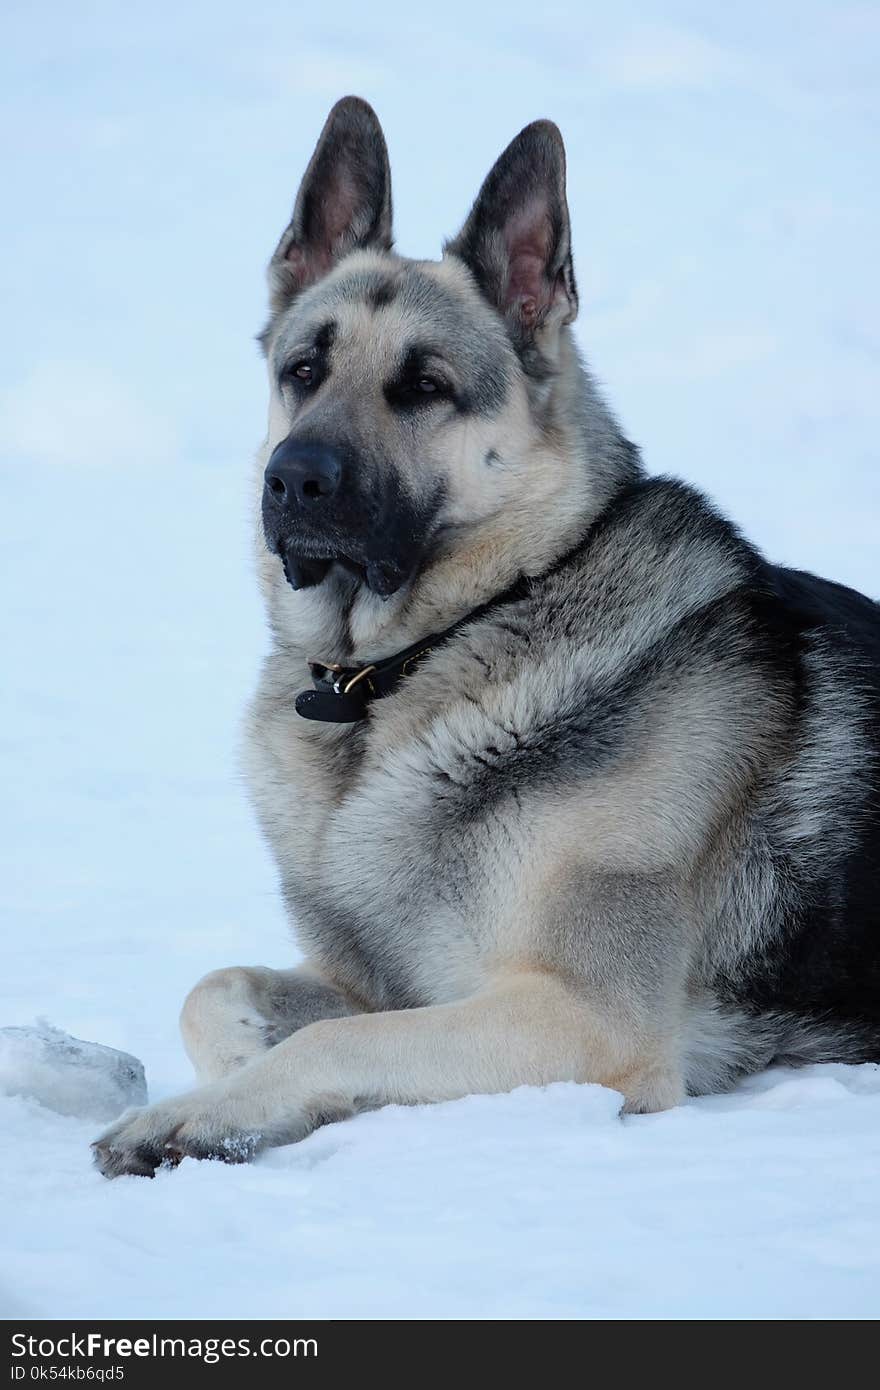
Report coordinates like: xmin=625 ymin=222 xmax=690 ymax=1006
xmin=504 ymin=201 xmax=554 ymax=322
xmin=284 ymin=242 xmax=332 ymax=284
xmin=284 ymin=169 xmax=363 ymax=289
xmin=322 ymin=170 xmax=362 ymax=248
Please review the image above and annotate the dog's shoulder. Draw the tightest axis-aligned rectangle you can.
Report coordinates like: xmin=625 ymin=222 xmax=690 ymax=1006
xmin=524 ymin=474 xmax=764 ymax=676
xmin=368 ymin=477 xmax=781 ymax=796
xmin=577 ymin=473 xmax=762 ymax=592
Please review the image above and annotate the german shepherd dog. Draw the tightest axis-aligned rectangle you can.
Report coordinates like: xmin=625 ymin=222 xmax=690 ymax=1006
xmin=95 ymin=98 xmax=880 ymax=1177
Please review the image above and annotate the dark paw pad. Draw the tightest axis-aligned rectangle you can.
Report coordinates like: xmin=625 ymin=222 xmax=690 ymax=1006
xmin=92 ymin=1140 xmax=164 ymax=1180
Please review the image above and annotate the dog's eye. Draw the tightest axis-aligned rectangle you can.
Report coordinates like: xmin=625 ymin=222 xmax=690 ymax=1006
xmin=292 ymin=363 xmax=314 ymax=384
xmin=384 ymin=373 xmax=451 ymax=411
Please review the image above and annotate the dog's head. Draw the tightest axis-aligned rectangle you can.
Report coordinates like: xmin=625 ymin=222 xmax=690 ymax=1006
xmin=257 ymin=97 xmax=620 ymax=647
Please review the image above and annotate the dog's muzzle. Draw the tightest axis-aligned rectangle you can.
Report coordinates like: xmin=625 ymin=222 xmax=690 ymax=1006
xmin=262 ymin=435 xmax=430 ymax=598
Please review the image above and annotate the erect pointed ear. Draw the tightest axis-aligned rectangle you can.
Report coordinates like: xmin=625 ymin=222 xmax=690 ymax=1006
xmin=445 ymin=120 xmax=577 ymax=366
xmin=267 ymin=96 xmax=393 ymax=318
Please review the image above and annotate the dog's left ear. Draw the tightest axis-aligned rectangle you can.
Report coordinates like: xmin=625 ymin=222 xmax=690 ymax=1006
xmin=446 ymin=120 xmax=577 ymax=364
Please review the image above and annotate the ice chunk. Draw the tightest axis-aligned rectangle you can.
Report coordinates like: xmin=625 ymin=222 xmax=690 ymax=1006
xmin=0 ymin=1021 xmax=147 ymax=1122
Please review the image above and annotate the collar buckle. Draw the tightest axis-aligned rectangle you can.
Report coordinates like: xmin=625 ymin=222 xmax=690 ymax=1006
xmin=341 ymin=664 xmax=377 ymax=696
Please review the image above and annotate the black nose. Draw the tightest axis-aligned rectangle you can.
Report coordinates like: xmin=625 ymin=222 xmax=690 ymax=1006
xmin=264 ymin=438 xmax=343 ymax=507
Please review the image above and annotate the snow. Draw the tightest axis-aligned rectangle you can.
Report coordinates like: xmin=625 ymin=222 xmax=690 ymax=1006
xmin=0 ymin=1023 xmax=146 ymax=1122
xmin=2 ymin=1 xmax=879 ymax=1321
xmin=3 ymin=1073 xmax=880 ymax=1319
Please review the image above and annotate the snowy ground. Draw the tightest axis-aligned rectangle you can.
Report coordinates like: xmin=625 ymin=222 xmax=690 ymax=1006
xmin=2 ymin=2 xmax=879 ymax=1320
xmin=5 ymin=1070 xmax=880 ymax=1320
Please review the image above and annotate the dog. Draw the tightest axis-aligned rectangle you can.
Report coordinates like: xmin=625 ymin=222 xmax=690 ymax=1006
xmin=94 ymin=97 xmax=880 ymax=1177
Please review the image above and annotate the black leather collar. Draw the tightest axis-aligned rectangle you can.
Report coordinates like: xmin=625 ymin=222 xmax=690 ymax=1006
xmin=295 ymin=572 xmax=533 ymax=724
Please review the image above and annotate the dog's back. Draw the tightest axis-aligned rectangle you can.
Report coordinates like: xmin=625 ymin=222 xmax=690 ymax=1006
xmin=721 ymin=562 xmax=880 ymax=1039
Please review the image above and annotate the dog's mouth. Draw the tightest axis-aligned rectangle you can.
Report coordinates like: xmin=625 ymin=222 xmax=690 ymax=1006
xmin=265 ymin=479 xmax=446 ymax=601
xmin=280 ymin=542 xmax=411 ymax=598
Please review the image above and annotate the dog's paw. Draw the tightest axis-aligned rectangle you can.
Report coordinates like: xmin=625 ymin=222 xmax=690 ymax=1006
xmin=91 ymin=1083 xmax=277 ymax=1179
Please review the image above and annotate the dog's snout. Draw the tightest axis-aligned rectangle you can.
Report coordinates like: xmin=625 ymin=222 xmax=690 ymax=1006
xmin=264 ymin=439 xmax=343 ymax=508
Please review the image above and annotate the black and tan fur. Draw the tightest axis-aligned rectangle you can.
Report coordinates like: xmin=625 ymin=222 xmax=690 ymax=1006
xmin=95 ymin=98 xmax=880 ymax=1177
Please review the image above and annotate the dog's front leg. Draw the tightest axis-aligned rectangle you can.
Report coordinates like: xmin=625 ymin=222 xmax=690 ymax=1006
xmin=93 ymin=969 xmax=681 ymax=1177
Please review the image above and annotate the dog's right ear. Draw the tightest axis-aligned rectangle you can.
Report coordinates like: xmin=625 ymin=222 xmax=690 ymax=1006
xmin=266 ymin=97 xmax=393 ymax=322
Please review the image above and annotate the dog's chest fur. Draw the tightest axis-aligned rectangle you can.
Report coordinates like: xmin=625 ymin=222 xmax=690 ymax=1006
xmin=243 ymin=480 xmax=814 ymax=1014
xmin=244 ymin=622 xmax=539 ymax=1010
